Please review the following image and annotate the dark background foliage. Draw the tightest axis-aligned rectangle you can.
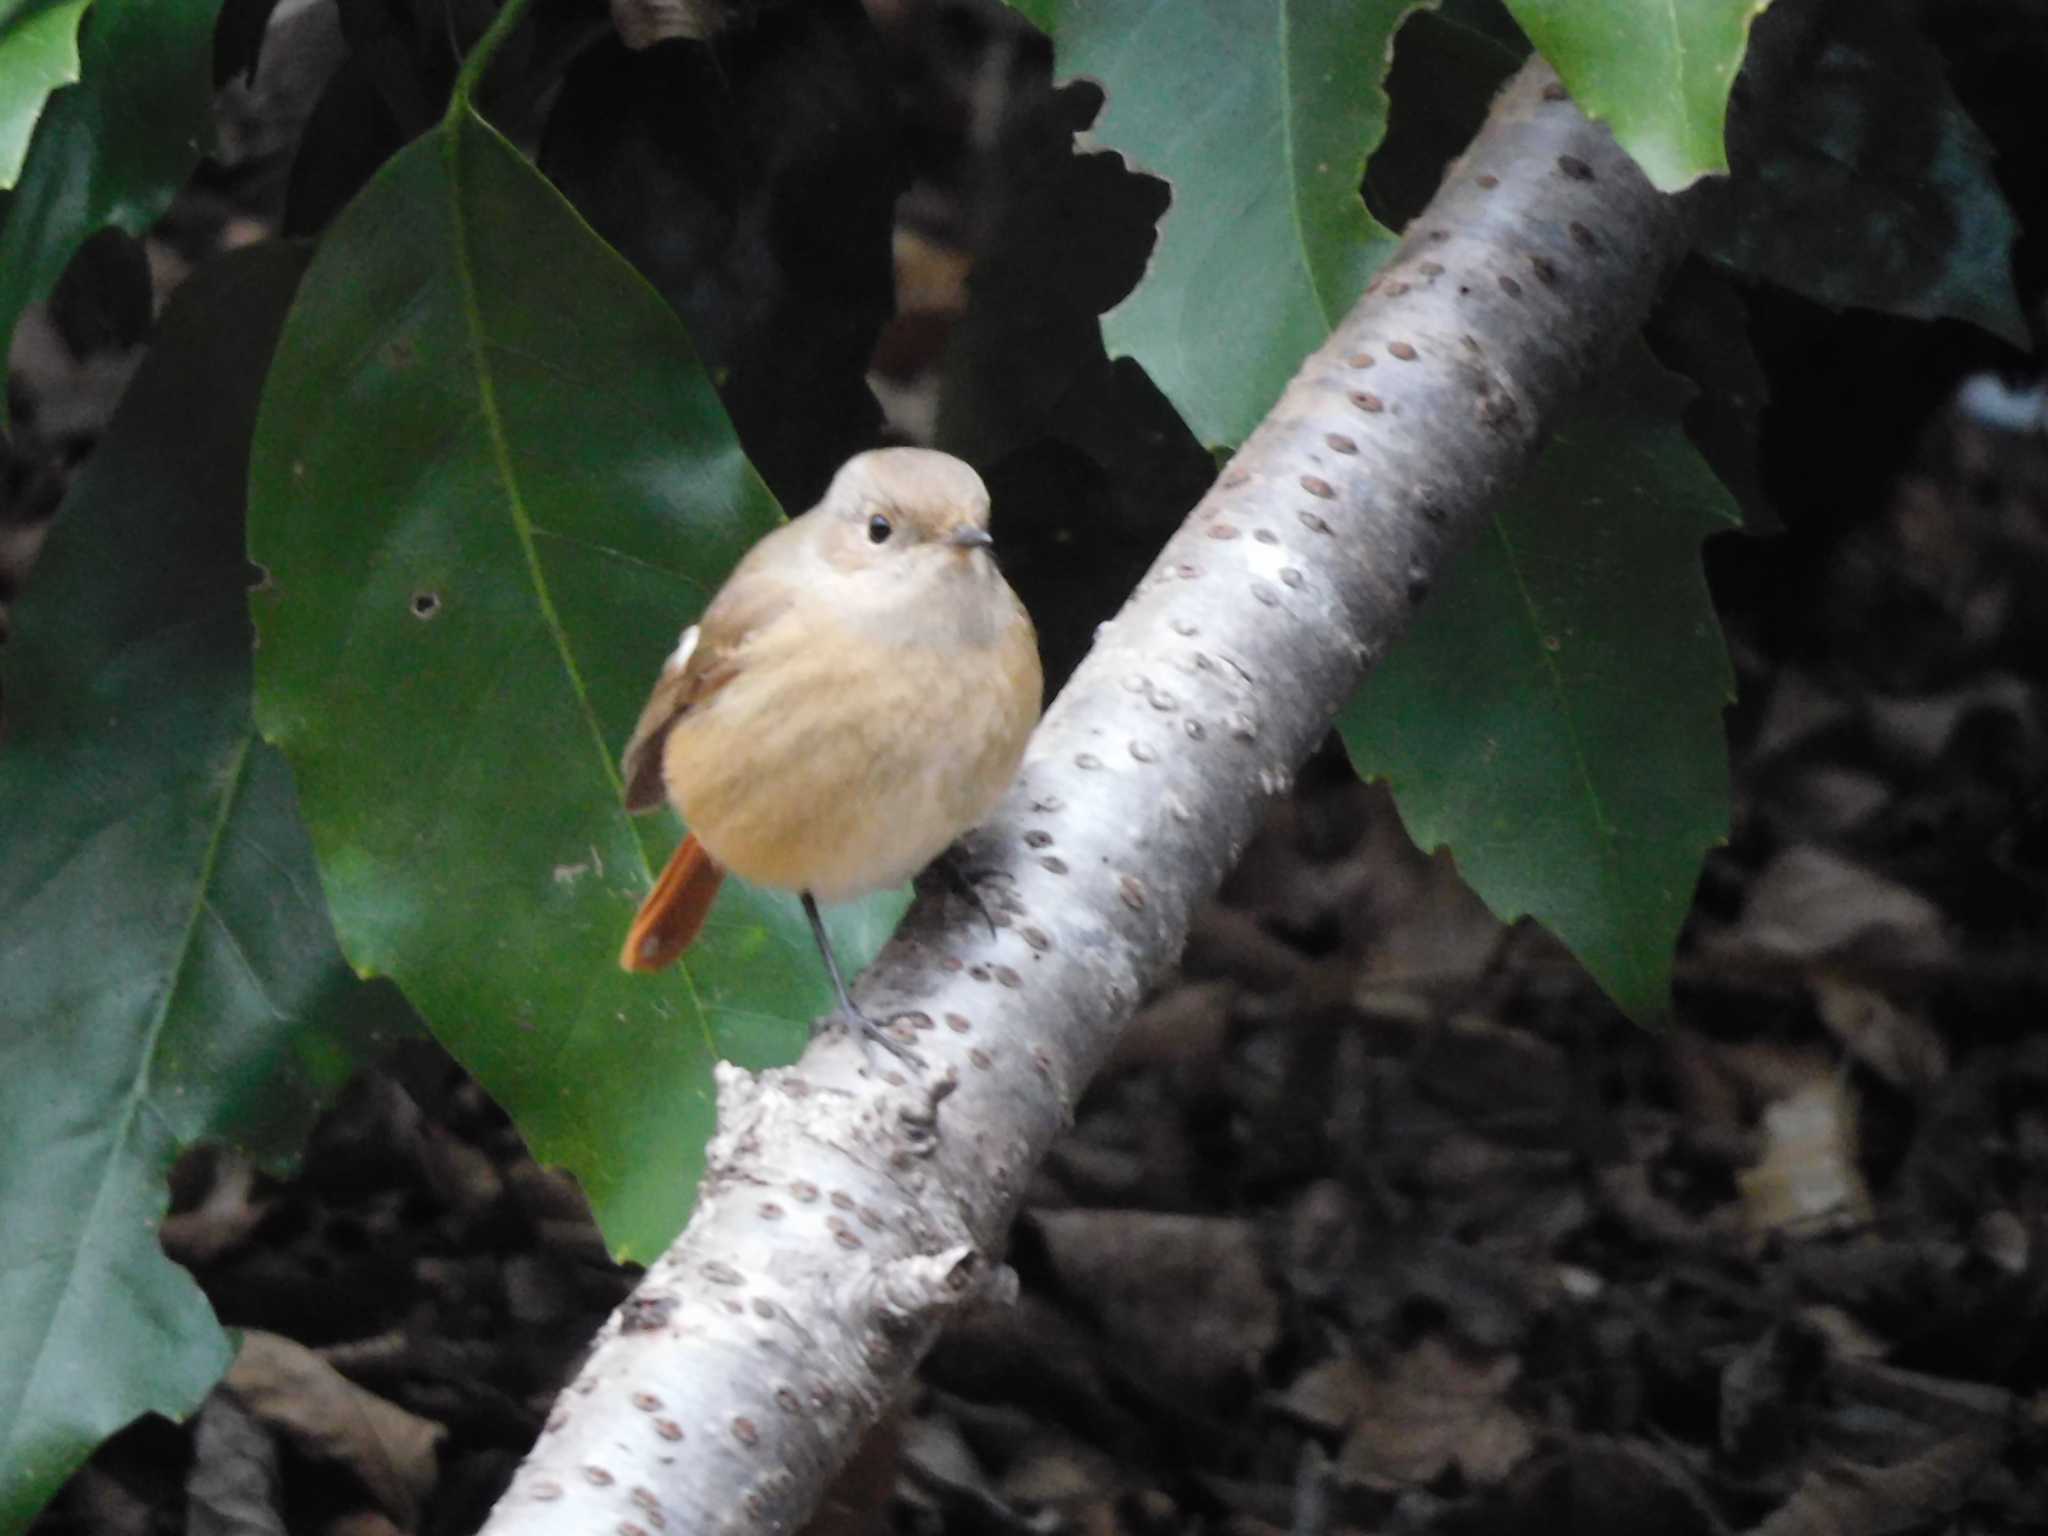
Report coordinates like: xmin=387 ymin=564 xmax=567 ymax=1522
xmin=5 ymin=0 xmax=2048 ymax=1531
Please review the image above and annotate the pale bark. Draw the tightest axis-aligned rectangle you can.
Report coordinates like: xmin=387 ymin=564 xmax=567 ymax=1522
xmin=480 ymin=57 xmax=1685 ymax=1536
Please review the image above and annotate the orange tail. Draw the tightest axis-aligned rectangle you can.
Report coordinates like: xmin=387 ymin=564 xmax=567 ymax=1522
xmin=620 ymin=835 xmax=726 ymax=973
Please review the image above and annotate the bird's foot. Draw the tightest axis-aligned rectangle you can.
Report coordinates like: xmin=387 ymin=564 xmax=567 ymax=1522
xmin=928 ymin=847 xmax=1000 ymax=941
xmin=816 ymin=1007 xmax=926 ymax=1073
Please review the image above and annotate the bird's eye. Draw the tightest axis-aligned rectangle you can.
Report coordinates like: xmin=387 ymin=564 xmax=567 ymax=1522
xmin=867 ymin=513 xmax=893 ymax=544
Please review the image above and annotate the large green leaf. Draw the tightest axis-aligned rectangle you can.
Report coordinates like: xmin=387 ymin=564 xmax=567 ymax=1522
xmin=1690 ymin=0 xmax=2026 ymax=345
xmin=1340 ymin=345 xmax=1739 ymax=1022
xmin=248 ymin=106 xmax=907 ymax=1262
xmin=1019 ymin=0 xmax=1421 ymax=449
xmin=0 ymin=0 xmax=222 ymax=427
xmin=1501 ymin=0 xmax=1770 ymax=191
xmin=0 ymin=0 xmax=91 ymax=189
xmin=0 ymin=245 xmax=418 ymax=1534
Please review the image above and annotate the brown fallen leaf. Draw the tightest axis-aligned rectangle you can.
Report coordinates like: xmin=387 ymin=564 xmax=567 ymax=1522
xmin=611 ymin=0 xmax=727 ymax=50
xmin=1354 ymin=849 xmax=1506 ymax=1002
xmin=225 ymin=1331 xmax=444 ymax=1530
xmin=1344 ymin=1337 xmax=1533 ymax=1489
xmin=161 ymin=1148 xmax=268 ymax=1270
xmin=1727 ymin=845 xmax=1950 ymax=971
xmin=186 ymin=1389 xmax=283 ymax=1536
xmin=1737 ymin=1076 xmax=1874 ymax=1244
xmin=1812 ymin=978 xmax=1947 ymax=1091
xmin=1029 ymin=1210 xmax=1279 ymax=1407
xmin=1112 ymin=979 xmax=1236 ymax=1070
xmin=322 ymin=1514 xmax=407 ymax=1536
xmin=1277 ymin=1338 xmax=1534 ymax=1491
xmin=1749 ymin=1426 xmax=2004 ymax=1536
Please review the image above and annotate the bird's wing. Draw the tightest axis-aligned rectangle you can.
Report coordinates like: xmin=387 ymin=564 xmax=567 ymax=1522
xmin=619 ymin=563 xmax=795 ymax=812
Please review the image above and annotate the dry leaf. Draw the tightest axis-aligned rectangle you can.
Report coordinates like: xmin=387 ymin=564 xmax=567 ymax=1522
xmin=1752 ymin=1427 xmax=2003 ymax=1536
xmin=611 ymin=0 xmax=728 ymax=48
xmin=161 ymin=1150 xmax=267 ymax=1269
xmin=226 ymin=1332 xmax=444 ymax=1529
xmin=187 ymin=1391 xmax=284 ymax=1536
xmin=1737 ymin=1077 xmax=1874 ymax=1242
xmin=1813 ymin=978 xmax=1947 ymax=1089
xmin=1030 ymin=1211 xmax=1278 ymax=1405
xmin=1333 ymin=1337 xmax=1534 ymax=1490
xmin=1734 ymin=846 xmax=1949 ymax=969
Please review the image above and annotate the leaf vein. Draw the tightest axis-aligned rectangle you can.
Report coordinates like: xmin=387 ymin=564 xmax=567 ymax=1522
xmin=441 ymin=111 xmax=716 ymax=1056
xmin=0 ymin=732 xmax=253 ymax=1457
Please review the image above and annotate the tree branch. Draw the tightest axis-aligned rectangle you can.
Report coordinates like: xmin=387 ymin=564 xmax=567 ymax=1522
xmin=479 ymin=56 xmax=1685 ymax=1536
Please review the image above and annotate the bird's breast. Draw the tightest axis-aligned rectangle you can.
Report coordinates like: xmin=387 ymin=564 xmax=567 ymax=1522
xmin=660 ymin=601 xmax=1039 ymax=901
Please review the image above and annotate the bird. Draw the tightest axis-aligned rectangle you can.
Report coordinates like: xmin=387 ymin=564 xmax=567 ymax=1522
xmin=617 ymin=447 xmax=1043 ymax=1062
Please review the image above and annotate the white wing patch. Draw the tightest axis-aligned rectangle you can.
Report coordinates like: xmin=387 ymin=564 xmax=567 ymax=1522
xmin=665 ymin=624 xmax=700 ymax=675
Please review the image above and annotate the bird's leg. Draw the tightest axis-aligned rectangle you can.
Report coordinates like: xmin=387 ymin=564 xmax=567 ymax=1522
xmin=928 ymin=845 xmax=999 ymax=940
xmin=802 ymin=891 xmax=924 ymax=1070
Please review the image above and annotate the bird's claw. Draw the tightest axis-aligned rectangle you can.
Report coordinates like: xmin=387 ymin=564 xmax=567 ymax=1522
xmin=816 ymin=1008 xmax=926 ymax=1073
xmin=932 ymin=849 xmax=1000 ymax=941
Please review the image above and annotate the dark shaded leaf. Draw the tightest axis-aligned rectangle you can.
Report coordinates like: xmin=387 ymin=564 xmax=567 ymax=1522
xmin=0 ymin=0 xmax=225 ymax=425
xmin=1341 ymin=345 xmax=1740 ymax=1022
xmin=1694 ymin=0 xmax=2026 ymax=345
xmin=0 ymin=244 xmax=416 ymax=1533
xmin=212 ymin=0 xmax=281 ymax=86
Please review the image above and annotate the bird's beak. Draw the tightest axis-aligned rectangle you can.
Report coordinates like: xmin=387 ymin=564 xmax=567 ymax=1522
xmin=946 ymin=524 xmax=995 ymax=551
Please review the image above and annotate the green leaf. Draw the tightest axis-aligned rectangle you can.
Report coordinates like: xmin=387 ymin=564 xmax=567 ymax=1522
xmin=1005 ymin=0 xmax=1057 ymax=31
xmin=1024 ymin=0 xmax=1422 ymax=449
xmin=0 ymin=245 xmax=418 ymax=1534
xmin=0 ymin=0 xmax=221 ymax=426
xmin=248 ymin=107 xmax=908 ymax=1263
xmin=0 ymin=0 xmax=91 ymax=189
xmin=1501 ymin=0 xmax=1770 ymax=191
xmin=1690 ymin=0 xmax=2026 ymax=345
xmin=1339 ymin=344 xmax=1739 ymax=1022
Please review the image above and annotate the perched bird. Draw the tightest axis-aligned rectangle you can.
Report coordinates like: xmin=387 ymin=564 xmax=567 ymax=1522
xmin=618 ymin=448 xmax=1043 ymax=1060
